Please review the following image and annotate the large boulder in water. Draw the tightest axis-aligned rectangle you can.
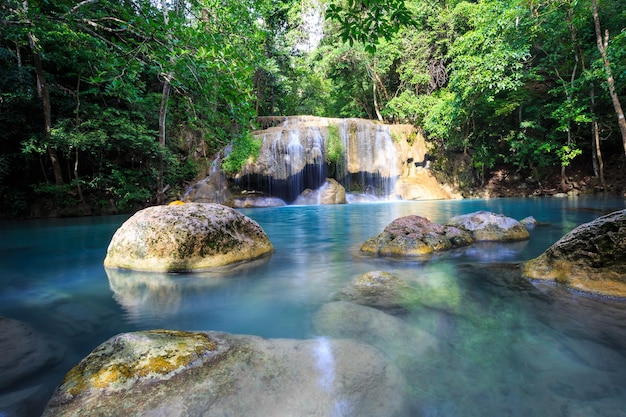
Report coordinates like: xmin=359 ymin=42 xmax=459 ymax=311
xmin=445 ymin=211 xmax=530 ymax=241
xmin=523 ymin=209 xmax=626 ymax=297
xmin=42 ymin=330 xmax=410 ymax=417
xmin=103 ymin=203 xmax=273 ymax=272
xmin=360 ymin=215 xmax=473 ymax=257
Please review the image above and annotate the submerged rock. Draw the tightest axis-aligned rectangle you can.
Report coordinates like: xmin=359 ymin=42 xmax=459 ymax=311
xmin=361 ymin=215 xmax=473 ymax=257
xmin=445 ymin=211 xmax=530 ymax=241
xmin=523 ymin=209 xmax=626 ymax=297
xmin=42 ymin=330 xmax=409 ymax=417
xmin=0 ymin=317 xmax=64 ymax=390
xmin=312 ymin=301 xmax=437 ymax=373
xmin=103 ymin=203 xmax=273 ymax=272
xmin=336 ymin=271 xmax=417 ymax=312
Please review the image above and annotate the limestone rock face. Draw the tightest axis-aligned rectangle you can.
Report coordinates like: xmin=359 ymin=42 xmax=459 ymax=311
xmin=336 ymin=271 xmax=415 ymax=312
xmin=43 ymin=330 xmax=410 ymax=417
xmin=523 ymin=209 xmax=626 ymax=297
xmin=0 ymin=317 xmax=64 ymax=390
xmin=394 ymin=171 xmax=461 ymax=201
xmin=103 ymin=203 xmax=273 ymax=272
xmin=361 ymin=215 xmax=473 ymax=257
xmin=445 ymin=211 xmax=530 ymax=241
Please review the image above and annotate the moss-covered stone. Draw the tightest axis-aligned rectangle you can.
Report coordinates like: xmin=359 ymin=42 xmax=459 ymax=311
xmin=43 ymin=331 xmax=410 ymax=417
xmin=523 ymin=209 xmax=626 ymax=297
xmin=58 ymin=330 xmax=223 ymax=399
xmin=104 ymin=203 xmax=273 ymax=272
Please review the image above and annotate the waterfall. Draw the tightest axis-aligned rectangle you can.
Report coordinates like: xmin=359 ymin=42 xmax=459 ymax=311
xmin=336 ymin=119 xmax=399 ymax=199
xmin=216 ymin=116 xmax=458 ymax=205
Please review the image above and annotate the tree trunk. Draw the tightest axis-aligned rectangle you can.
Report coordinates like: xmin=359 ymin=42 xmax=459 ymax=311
xmin=158 ymin=71 xmax=172 ymax=198
xmin=25 ymin=5 xmax=64 ymax=185
xmin=592 ymin=0 xmax=626 ymax=156
xmin=157 ymin=0 xmax=174 ymax=202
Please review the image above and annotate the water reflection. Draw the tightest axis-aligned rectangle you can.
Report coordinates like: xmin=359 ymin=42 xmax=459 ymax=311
xmin=2 ymin=197 xmax=626 ymax=417
xmin=106 ymin=256 xmax=271 ymax=324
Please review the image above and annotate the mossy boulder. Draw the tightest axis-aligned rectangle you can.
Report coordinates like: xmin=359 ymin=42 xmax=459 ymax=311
xmin=103 ymin=203 xmax=273 ymax=272
xmin=43 ymin=330 xmax=410 ymax=417
xmin=445 ymin=211 xmax=530 ymax=241
xmin=523 ymin=209 xmax=626 ymax=297
xmin=360 ymin=215 xmax=473 ymax=257
xmin=336 ymin=271 xmax=417 ymax=312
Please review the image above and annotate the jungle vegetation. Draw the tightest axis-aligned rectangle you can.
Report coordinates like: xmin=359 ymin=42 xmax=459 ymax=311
xmin=1 ymin=0 xmax=625 ymax=216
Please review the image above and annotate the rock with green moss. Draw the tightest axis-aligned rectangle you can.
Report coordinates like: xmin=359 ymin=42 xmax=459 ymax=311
xmin=336 ymin=271 xmax=417 ymax=312
xmin=42 ymin=330 xmax=410 ymax=417
xmin=523 ymin=209 xmax=626 ymax=297
xmin=360 ymin=215 xmax=473 ymax=257
xmin=445 ymin=211 xmax=530 ymax=241
xmin=103 ymin=203 xmax=273 ymax=272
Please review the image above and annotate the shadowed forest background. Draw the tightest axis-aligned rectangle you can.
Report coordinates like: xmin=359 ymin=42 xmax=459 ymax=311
xmin=1 ymin=0 xmax=625 ymax=218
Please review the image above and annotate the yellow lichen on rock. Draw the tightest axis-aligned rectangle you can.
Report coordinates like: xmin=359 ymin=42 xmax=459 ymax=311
xmin=58 ymin=330 xmax=224 ymax=399
xmin=168 ymin=200 xmax=185 ymax=206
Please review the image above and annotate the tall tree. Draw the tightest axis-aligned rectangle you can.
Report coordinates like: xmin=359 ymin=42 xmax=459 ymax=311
xmin=591 ymin=0 xmax=626 ymax=156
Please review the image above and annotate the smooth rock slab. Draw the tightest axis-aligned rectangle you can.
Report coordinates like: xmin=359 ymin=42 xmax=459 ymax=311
xmin=0 ymin=317 xmax=64 ymax=390
xmin=445 ymin=211 xmax=530 ymax=241
xmin=42 ymin=330 xmax=409 ymax=417
xmin=523 ymin=209 xmax=626 ymax=297
xmin=361 ymin=215 xmax=473 ymax=257
xmin=104 ymin=203 xmax=273 ymax=272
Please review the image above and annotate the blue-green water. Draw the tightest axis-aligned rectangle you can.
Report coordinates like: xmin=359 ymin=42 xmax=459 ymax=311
xmin=1 ymin=197 xmax=626 ymax=416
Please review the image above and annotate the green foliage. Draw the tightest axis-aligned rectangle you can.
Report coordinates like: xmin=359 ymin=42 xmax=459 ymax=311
xmin=326 ymin=0 xmax=414 ymax=53
xmin=326 ymin=125 xmax=344 ymax=164
xmin=221 ymin=134 xmax=262 ymax=174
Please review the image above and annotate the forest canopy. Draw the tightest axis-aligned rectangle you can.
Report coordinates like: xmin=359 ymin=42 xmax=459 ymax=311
xmin=1 ymin=0 xmax=625 ymax=216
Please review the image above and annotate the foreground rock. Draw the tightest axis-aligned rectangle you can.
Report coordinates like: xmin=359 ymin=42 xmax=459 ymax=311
xmin=445 ymin=211 xmax=530 ymax=241
xmin=361 ymin=215 xmax=473 ymax=257
xmin=104 ymin=203 xmax=273 ymax=272
xmin=0 ymin=317 xmax=64 ymax=390
xmin=43 ymin=330 xmax=409 ymax=417
xmin=523 ymin=209 xmax=626 ymax=297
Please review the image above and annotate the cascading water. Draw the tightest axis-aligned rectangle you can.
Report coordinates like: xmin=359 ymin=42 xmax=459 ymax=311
xmin=335 ymin=119 xmax=399 ymax=199
xmin=193 ymin=116 xmax=458 ymax=206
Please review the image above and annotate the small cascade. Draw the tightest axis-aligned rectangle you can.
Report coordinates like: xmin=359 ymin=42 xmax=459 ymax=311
xmin=236 ymin=121 xmax=328 ymax=202
xmin=335 ymin=120 xmax=399 ymax=199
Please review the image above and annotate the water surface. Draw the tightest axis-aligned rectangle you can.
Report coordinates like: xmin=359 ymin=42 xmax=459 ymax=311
xmin=1 ymin=196 xmax=625 ymax=416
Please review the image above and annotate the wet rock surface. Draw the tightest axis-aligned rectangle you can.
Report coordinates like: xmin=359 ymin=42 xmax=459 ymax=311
xmin=103 ymin=203 xmax=273 ymax=272
xmin=360 ymin=215 xmax=474 ymax=257
xmin=523 ymin=209 xmax=626 ymax=297
xmin=42 ymin=330 xmax=410 ymax=417
xmin=445 ymin=210 xmax=530 ymax=241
